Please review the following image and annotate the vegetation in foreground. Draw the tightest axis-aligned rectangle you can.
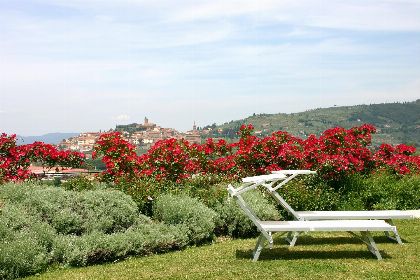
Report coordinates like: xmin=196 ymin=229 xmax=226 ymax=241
xmin=1 ymin=172 xmax=419 ymax=280
xmin=1 ymin=123 xmax=419 ymax=279
xmin=26 ymin=219 xmax=420 ymax=280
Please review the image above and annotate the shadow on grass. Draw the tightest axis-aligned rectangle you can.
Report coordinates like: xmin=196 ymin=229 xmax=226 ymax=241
xmin=371 ymin=235 xmax=409 ymax=244
xmin=235 ymin=247 xmax=391 ymax=261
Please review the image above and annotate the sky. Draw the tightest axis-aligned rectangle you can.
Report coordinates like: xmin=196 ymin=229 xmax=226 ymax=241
xmin=1 ymin=0 xmax=419 ymax=136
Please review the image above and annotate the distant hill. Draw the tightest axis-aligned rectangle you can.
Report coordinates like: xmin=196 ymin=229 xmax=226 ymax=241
xmin=17 ymin=133 xmax=80 ymax=145
xmin=204 ymin=100 xmax=420 ymax=147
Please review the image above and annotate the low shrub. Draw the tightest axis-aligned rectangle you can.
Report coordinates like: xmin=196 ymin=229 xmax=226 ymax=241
xmin=214 ymin=190 xmax=281 ymax=237
xmin=275 ymin=177 xmax=340 ymax=217
xmin=0 ymin=183 xmax=140 ymax=235
xmin=0 ymin=203 xmax=56 ymax=250
xmin=53 ymin=223 xmax=188 ymax=267
xmin=23 ymin=188 xmax=85 ymax=235
xmin=0 ymin=182 xmax=32 ymax=203
xmin=61 ymin=176 xmax=102 ymax=192
xmin=153 ymin=194 xmax=217 ymax=244
xmin=113 ymin=177 xmax=175 ymax=216
xmin=0 ymin=204 xmax=56 ymax=280
xmin=81 ymin=190 xmax=139 ymax=233
xmin=181 ymin=175 xmax=230 ymax=207
xmin=0 ymin=235 xmax=49 ymax=280
xmin=0 ymin=183 xmax=193 ymax=279
xmin=338 ymin=172 xmax=420 ymax=210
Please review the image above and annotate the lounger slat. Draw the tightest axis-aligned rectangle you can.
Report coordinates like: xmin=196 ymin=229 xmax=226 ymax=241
xmin=242 ymin=173 xmax=286 ymax=183
xmin=260 ymin=220 xmax=394 ymax=232
xmin=272 ymin=170 xmax=316 ymax=175
xmin=297 ymin=210 xmax=414 ymax=220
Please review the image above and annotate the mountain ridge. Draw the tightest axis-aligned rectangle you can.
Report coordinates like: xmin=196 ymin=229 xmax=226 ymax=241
xmin=14 ymin=100 xmax=420 ymax=147
xmin=204 ymin=100 xmax=420 ymax=147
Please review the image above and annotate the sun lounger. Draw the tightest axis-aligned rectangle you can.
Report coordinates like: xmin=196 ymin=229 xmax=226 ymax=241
xmin=252 ymin=170 xmax=414 ymax=245
xmin=227 ymin=184 xmax=396 ymax=261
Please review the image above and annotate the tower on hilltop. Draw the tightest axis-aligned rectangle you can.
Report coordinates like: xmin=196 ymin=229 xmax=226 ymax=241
xmin=193 ymin=121 xmax=197 ymax=131
xmin=144 ymin=117 xmax=149 ymax=125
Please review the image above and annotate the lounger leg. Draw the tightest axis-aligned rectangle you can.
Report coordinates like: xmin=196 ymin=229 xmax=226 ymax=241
xmin=384 ymin=220 xmax=403 ymax=244
xmin=361 ymin=231 xmax=382 ymax=260
xmin=252 ymin=234 xmax=266 ymax=262
xmin=285 ymin=231 xmax=299 ymax=246
xmin=268 ymin=232 xmax=274 ymax=249
xmin=392 ymin=228 xmax=403 ymax=245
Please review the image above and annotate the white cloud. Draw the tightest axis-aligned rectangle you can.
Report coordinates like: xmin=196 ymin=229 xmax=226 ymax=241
xmin=114 ymin=114 xmax=131 ymax=122
xmin=167 ymin=0 xmax=420 ymax=31
xmin=16 ymin=0 xmax=420 ymax=32
xmin=1 ymin=0 xmax=419 ymax=135
xmin=169 ymin=0 xmax=282 ymax=22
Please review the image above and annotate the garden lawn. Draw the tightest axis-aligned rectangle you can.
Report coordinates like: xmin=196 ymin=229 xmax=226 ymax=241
xmin=26 ymin=220 xmax=419 ymax=280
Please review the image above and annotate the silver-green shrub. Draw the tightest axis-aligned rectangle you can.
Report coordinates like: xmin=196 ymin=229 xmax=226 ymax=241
xmin=214 ymin=190 xmax=281 ymax=237
xmin=53 ymin=223 xmax=188 ymax=266
xmin=0 ymin=204 xmax=55 ymax=280
xmin=81 ymin=190 xmax=139 ymax=233
xmin=1 ymin=183 xmax=139 ymax=235
xmin=153 ymin=194 xmax=217 ymax=244
xmin=0 ymin=183 xmax=191 ymax=277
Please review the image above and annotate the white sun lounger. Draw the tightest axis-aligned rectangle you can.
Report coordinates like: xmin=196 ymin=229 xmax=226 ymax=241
xmin=227 ymin=184 xmax=396 ymax=261
xmin=253 ymin=170 xmax=414 ymax=245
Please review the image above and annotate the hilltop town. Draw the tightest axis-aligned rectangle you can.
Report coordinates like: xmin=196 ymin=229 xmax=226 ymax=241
xmin=58 ymin=117 xmax=203 ymax=155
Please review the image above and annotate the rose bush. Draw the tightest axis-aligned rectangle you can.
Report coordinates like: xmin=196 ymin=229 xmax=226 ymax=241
xmin=92 ymin=132 xmax=139 ymax=182
xmin=93 ymin=124 xmax=419 ymax=185
xmin=0 ymin=133 xmax=85 ymax=182
xmin=373 ymin=143 xmax=420 ymax=175
xmin=0 ymin=133 xmax=32 ymax=181
xmin=302 ymin=124 xmax=377 ymax=180
xmin=5 ymin=124 xmax=418 ymax=206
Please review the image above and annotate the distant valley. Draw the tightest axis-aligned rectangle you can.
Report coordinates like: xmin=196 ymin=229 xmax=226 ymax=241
xmin=17 ymin=133 xmax=80 ymax=145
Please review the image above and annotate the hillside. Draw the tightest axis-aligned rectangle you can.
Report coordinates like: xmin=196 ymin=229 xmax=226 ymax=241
xmin=204 ymin=100 xmax=420 ymax=147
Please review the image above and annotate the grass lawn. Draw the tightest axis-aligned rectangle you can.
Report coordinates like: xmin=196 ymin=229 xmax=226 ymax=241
xmin=27 ymin=220 xmax=419 ymax=280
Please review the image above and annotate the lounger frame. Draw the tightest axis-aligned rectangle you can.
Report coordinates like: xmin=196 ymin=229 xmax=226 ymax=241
xmin=227 ymin=184 xmax=396 ymax=261
xmin=262 ymin=170 xmax=413 ymax=245
xmin=227 ymin=183 xmax=396 ymax=261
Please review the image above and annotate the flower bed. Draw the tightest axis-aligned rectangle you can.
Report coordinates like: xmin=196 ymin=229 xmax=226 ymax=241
xmin=93 ymin=124 xmax=419 ymax=184
xmin=0 ymin=133 xmax=85 ymax=182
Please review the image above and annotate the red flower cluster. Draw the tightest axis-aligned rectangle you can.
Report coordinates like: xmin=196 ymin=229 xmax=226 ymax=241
xmin=29 ymin=141 xmax=85 ymax=169
xmin=140 ymin=138 xmax=207 ymax=182
xmin=0 ymin=133 xmax=85 ymax=182
xmin=373 ymin=143 xmax=420 ymax=175
xmin=92 ymin=132 xmax=140 ymax=182
xmin=233 ymin=127 xmax=305 ymax=177
xmin=93 ymin=124 xmax=420 ymax=183
xmin=302 ymin=124 xmax=377 ymax=179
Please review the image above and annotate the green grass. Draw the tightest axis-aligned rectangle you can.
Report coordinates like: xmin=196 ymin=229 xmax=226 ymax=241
xmin=26 ymin=220 xmax=419 ymax=280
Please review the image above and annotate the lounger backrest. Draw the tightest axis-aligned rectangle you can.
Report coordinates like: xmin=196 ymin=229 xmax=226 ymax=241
xmin=227 ymin=184 xmax=267 ymax=234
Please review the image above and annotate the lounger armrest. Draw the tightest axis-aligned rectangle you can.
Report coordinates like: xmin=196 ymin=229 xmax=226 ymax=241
xmin=242 ymin=173 xmax=287 ymax=183
xmin=227 ymin=184 xmax=237 ymax=196
xmin=272 ymin=170 xmax=316 ymax=175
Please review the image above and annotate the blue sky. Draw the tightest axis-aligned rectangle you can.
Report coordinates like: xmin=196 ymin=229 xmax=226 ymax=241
xmin=1 ymin=0 xmax=419 ymax=135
